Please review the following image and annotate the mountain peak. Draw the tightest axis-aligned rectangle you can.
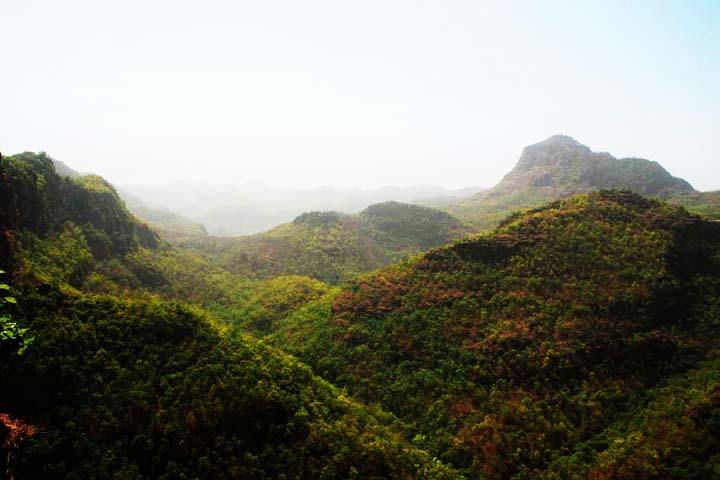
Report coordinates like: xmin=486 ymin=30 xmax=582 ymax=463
xmin=493 ymin=136 xmax=693 ymax=197
xmin=538 ymin=134 xmax=584 ymax=146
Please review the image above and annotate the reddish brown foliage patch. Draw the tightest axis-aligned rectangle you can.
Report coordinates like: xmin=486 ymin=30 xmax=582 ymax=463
xmin=0 ymin=413 xmax=36 ymax=445
xmin=448 ymin=397 xmax=476 ymax=418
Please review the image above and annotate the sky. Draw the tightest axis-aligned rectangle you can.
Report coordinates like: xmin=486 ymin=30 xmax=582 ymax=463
xmin=1 ymin=0 xmax=718 ymax=190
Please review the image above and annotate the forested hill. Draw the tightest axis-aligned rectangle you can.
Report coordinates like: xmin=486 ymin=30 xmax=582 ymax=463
xmin=444 ymin=135 xmax=717 ymax=229
xmin=269 ymin=191 xmax=720 ymax=479
xmin=0 ymin=152 xmax=159 ymax=273
xmin=0 ymin=153 xmax=460 ymax=478
xmin=44 ymin=154 xmax=210 ymax=242
xmin=4 ymin=149 xmax=720 ymax=479
xmin=0 ymin=286 xmax=458 ymax=479
xmin=182 ymin=201 xmax=473 ymax=284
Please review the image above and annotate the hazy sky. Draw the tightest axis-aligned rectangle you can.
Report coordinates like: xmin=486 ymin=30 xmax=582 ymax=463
xmin=2 ymin=0 xmax=718 ymax=190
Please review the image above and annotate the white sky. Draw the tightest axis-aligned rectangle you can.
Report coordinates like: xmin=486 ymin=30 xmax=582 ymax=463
xmin=1 ymin=0 xmax=718 ymax=190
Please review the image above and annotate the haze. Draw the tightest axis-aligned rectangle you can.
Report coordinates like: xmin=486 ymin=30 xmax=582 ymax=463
xmin=2 ymin=0 xmax=718 ymax=190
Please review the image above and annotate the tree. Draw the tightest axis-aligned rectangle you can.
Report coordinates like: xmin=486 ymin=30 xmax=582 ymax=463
xmin=0 ymin=270 xmax=32 ymax=356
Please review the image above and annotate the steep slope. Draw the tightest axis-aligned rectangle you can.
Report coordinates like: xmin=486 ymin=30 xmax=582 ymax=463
xmin=50 ymin=158 xmax=82 ymax=178
xmin=184 ymin=203 xmax=473 ymax=284
xmin=0 ymin=152 xmax=261 ymax=324
xmin=0 ymin=152 xmax=159 ymax=273
xmin=45 ymin=154 xmax=209 ymax=242
xmin=269 ymin=191 xmax=720 ymax=478
xmin=446 ymin=135 xmax=698 ymax=229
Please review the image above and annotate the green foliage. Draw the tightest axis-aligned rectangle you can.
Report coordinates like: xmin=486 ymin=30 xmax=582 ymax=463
xmin=670 ymin=190 xmax=720 ymax=219
xmin=15 ymin=224 xmax=95 ymax=286
xmin=0 ymin=155 xmax=463 ymax=477
xmin=235 ymin=275 xmax=333 ymax=334
xmin=0 ymin=286 xmax=459 ymax=479
xmin=182 ymin=212 xmax=385 ymax=283
xmin=544 ymin=352 xmax=720 ymax=479
xmin=447 ymin=188 xmax=554 ymax=231
xmin=183 ymin=203 xmax=473 ymax=284
xmin=0 ymin=270 xmax=32 ymax=356
xmin=0 ymin=153 xmax=259 ymax=325
xmin=0 ymin=152 xmax=158 ymax=273
xmin=360 ymin=201 xmax=472 ymax=251
xmin=269 ymin=191 xmax=720 ymax=478
xmin=4 ymin=147 xmax=720 ymax=479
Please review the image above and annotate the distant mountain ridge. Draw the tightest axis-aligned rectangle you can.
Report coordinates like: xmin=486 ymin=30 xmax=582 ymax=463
xmin=445 ymin=135 xmax=708 ymax=229
xmin=122 ymin=182 xmax=484 ymax=236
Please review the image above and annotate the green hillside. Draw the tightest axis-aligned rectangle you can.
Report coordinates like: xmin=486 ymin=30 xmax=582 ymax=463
xmin=183 ymin=202 xmax=473 ymax=284
xmin=445 ymin=135 xmax=717 ymax=230
xmin=4 ymin=150 xmax=720 ymax=479
xmin=46 ymin=154 xmax=209 ymax=242
xmin=0 ymin=285 xmax=457 ymax=479
xmin=0 ymin=153 xmax=238 ymax=306
xmin=0 ymin=152 xmax=159 ymax=268
xmin=269 ymin=191 xmax=720 ymax=478
xmin=0 ymin=152 xmax=344 ymax=332
xmin=0 ymin=154 xmax=459 ymax=478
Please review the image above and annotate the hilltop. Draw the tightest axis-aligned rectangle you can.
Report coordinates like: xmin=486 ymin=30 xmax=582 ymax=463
xmin=493 ymin=135 xmax=693 ymax=196
xmin=444 ymin=135 xmax=715 ymax=229
xmin=269 ymin=191 xmax=720 ymax=478
xmin=183 ymin=201 xmax=473 ymax=284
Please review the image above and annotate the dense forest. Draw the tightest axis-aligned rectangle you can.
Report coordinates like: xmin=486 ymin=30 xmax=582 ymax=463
xmin=266 ymin=191 xmax=720 ymax=478
xmin=2 ymin=149 xmax=720 ymax=479
xmin=0 ymin=152 xmax=458 ymax=479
